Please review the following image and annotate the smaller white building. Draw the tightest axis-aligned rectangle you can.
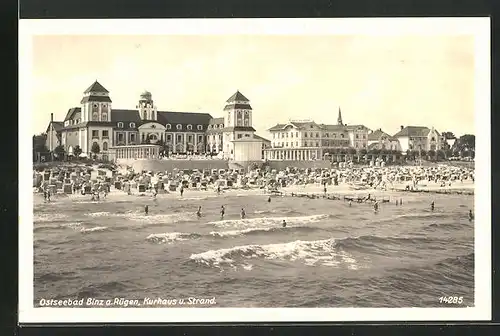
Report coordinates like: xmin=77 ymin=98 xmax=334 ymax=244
xmin=231 ymin=138 xmax=264 ymax=162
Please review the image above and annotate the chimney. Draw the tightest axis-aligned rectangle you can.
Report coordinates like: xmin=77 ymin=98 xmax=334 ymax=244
xmin=51 ymin=113 xmax=54 ymax=122
xmin=400 ymin=125 xmax=404 ymax=130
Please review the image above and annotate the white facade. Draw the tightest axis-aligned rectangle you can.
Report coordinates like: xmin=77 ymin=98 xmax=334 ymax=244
xmin=232 ymin=139 xmax=263 ymax=161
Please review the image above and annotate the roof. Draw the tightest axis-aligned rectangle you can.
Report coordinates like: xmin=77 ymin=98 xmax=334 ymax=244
xmin=223 ymin=103 xmax=252 ymax=111
xmin=158 ymin=111 xmax=213 ymax=126
xmin=226 ymin=91 xmax=249 ymax=103
xmin=367 ymin=129 xmax=391 ymax=141
xmin=320 ymin=124 xmax=347 ymax=132
xmin=84 ymin=81 xmax=109 ymax=94
xmin=110 ymin=109 xmax=142 ymax=122
xmin=209 ymin=117 xmax=224 ymax=125
xmin=64 ymin=107 xmax=81 ymax=121
xmin=222 ymin=126 xmax=256 ymax=132
xmin=253 ymin=134 xmax=270 ymax=143
xmin=46 ymin=121 xmax=64 ymax=133
xmin=345 ymin=124 xmax=370 ymax=131
xmin=80 ymin=95 xmax=113 ymax=104
xmin=393 ymin=126 xmax=431 ymax=138
xmin=268 ymin=123 xmax=287 ymax=131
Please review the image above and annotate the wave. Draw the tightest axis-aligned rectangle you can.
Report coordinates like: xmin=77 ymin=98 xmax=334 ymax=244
xmin=33 ymin=213 xmax=68 ymax=223
xmin=85 ymin=211 xmax=198 ymax=225
xmin=80 ymin=226 xmax=108 ymax=233
xmin=189 ymin=238 xmax=360 ymax=269
xmin=210 ymin=225 xmax=317 ymax=237
xmin=208 ymin=214 xmax=329 ymax=229
xmin=146 ymin=225 xmax=318 ymax=243
xmin=146 ymin=232 xmax=202 ymax=243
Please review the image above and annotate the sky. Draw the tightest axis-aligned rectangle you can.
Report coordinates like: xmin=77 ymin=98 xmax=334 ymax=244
xmin=31 ymin=35 xmax=475 ymax=138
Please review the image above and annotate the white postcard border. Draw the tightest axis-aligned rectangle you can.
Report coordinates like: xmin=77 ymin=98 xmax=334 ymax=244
xmin=19 ymin=18 xmax=491 ymax=323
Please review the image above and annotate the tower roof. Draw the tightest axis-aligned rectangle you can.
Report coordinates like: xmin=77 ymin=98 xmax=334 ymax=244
xmin=337 ymin=107 xmax=343 ymax=125
xmin=226 ymin=90 xmax=249 ymax=103
xmin=84 ymin=81 xmax=109 ymax=94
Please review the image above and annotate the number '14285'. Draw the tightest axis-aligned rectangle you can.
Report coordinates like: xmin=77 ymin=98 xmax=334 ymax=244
xmin=439 ymin=296 xmax=463 ymax=304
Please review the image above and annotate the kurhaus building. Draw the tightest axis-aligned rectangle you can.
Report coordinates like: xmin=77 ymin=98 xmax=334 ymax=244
xmin=46 ymin=81 xmax=269 ymax=161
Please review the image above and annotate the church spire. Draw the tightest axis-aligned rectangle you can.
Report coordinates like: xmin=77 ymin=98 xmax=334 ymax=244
xmin=337 ymin=107 xmax=343 ymax=125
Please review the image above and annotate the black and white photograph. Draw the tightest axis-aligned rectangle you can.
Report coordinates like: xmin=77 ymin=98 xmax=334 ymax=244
xmin=19 ymin=18 xmax=491 ymax=323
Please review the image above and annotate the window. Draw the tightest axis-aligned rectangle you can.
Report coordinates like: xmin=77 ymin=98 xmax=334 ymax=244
xmin=356 ymin=134 xmax=359 ymax=139
xmin=176 ymin=124 xmax=182 ymax=130
xmin=118 ymin=133 xmax=124 ymax=142
xmin=296 ymin=141 xmax=298 ymax=146
xmin=340 ymin=134 xmax=344 ymax=138
xmin=130 ymin=122 xmax=136 ymax=128
xmin=187 ymin=124 xmax=193 ymax=130
xmin=286 ymin=142 xmax=288 ymax=147
xmin=92 ymin=130 xmax=99 ymax=138
xmin=316 ymin=133 xmax=319 ymax=138
xmin=244 ymin=119 xmax=249 ymax=126
xmin=431 ymin=137 xmax=436 ymax=141
xmin=213 ymin=125 xmax=217 ymax=129
xmin=103 ymin=142 xmax=108 ymax=151
xmin=304 ymin=133 xmax=308 ymax=138
xmin=102 ymin=130 xmax=109 ymax=138
xmin=177 ymin=135 xmax=182 ymax=142
xmin=237 ymin=134 xmax=242 ymax=139
xmin=166 ymin=134 xmax=172 ymax=141
xmin=310 ymin=132 xmax=313 ymax=137
xmin=166 ymin=124 xmax=171 ymax=130
xmin=286 ymin=133 xmax=288 ymax=138
xmin=130 ymin=133 xmax=136 ymax=143
xmin=208 ymin=125 xmax=212 ymax=130
xmin=198 ymin=135 xmax=203 ymax=142
xmin=92 ymin=112 xmax=99 ymax=121
xmin=149 ymin=134 xmax=158 ymax=141
xmin=188 ymin=135 xmax=193 ymax=142
xmin=291 ymin=133 xmax=294 ymax=138
xmin=151 ymin=124 xmax=156 ymax=129
xmin=245 ymin=134 xmax=250 ymax=137
xmin=197 ymin=125 xmax=203 ymax=131
xmin=220 ymin=124 xmax=223 ymax=128
xmin=117 ymin=122 xmax=124 ymax=128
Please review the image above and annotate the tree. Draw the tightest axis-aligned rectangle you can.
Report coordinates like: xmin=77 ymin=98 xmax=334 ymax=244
xmin=73 ymin=145 xmax=82 ymax=158
xmin=452 ymin=134 xmax=475 ymax=157
xmin=436 ymin=149 xmax=445 ymax=161
xmin=54 ymin=145 xmax=66 ymax=160
xmin=427 ymin=150 xmax=436 ymax=161
xmin=442 ymin=131 xmax=456 ymax=140
xmin=91 ymin=142 xmax=101 ymax=159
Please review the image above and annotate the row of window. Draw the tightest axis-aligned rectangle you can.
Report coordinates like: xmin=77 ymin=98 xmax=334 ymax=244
xmin=207 ymin=124 xmax=224 ymax=130
xmin=274 ymin=132 xmax=357 ymax=139
xmin=236 ymin=134 xmax=251 ymax=139
xmin=115 ymin=122 xmax=204 ymax=131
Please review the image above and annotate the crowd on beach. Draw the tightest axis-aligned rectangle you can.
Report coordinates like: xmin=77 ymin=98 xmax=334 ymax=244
xmin=33 ymin=162 xmax=475 ymax=221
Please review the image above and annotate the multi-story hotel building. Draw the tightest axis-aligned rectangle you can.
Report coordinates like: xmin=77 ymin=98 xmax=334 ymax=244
xmin=392 ymin=126 xmax=446 ymax=152
xmin=264 ymin=109 xmax=371 ymax=161
xmin=45 ymin=81 xmax=269 ymax=162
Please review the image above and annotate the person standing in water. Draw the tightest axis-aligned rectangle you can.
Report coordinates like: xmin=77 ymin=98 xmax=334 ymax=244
xmin=348 ymin=200 xmax=352 ymax=207
xmin=468 ymin=210 xmax=474 ymax=222
xmin=240 ymin=208 xmax=246 ymax=219
xmin=396 ymin=199 xmax=399 ymax=206
xmin=268 ymin=196 xmax=271 ymax=203
xmin=431 ymin=201 xmax=435 ymax=211
xmin=282 ymin=220 xmax=287 ymax=228
xmin=144 ymin=205 xmax=149 ymax=215
xmin=220 ymin=205 xmax=225 ymax=220
xmin=373 ymin=201 xmax=379 ymax=213
xmin=180 ymin=185 xmax=184 ymax=197
xmin=196 ymin=206 xmax=202 ymax=219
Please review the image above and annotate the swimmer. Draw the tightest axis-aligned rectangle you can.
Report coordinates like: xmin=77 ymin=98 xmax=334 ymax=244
xmin=180 ymin=186 xmax=184 ymax=197
xmin=144 ymin=205 xmax=149 ymax=215
xmin=400 ymin=198 xmax=403 ymax=205
xmin=196 ymin=206 xmax=202 ymax=219
xmin=348 ymin=200 xmax=352 ymax=207
xmin=220 ymin=205 xmax=225 ymax=220
xmin=373 ymin=201 xmax=379 ymax=213
xmin=431 ymin=201 xmax=435 ymax=211
xmin=282 ymin=220 xmax=287 ymax=228
xmin=240 ymin=208 xmax=246 ymax=219
xmin=468 ymin=210 xmax=474 ymax=222
xmin=268 ymin=196 xmax=271 ymax=203
xmin=396 ymin=199 xmax=399 ymax=206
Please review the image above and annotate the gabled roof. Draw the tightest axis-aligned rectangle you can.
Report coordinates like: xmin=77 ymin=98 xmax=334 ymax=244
xmin=345 ymin=124 xmax=370 ymax=131
xmin=226 ymin=91 xmax=249 ymax=103
xmin=223 ymin=103 xmax=252 ymax=111
xmin=268 ymin=123 xmax=287 ymax=131
xmin=393 ymin=126 xmax=431 ymax=138
xmin=367 ymin=129 xmax=391 ymax=141
xmin=157 ymin=111 xmax=213 ymax=125
xmin=64 ymin=107 xmax=81 ymax=121
xmin=253 ymin=134 xmax=270 ymax=143
xmin=46 ymin=121 xmax=64 ymax=133
xmin=84 ymin=81 xmax=109 ymax=94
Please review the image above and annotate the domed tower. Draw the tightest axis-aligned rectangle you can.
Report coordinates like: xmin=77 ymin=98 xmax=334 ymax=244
xmin=224 ymin=90 xmax=252 ymax=128
xmin=80 ymin=80 xmax=112 ymax=122
xmin=137 ymin=90 xmax=157 ymax=121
